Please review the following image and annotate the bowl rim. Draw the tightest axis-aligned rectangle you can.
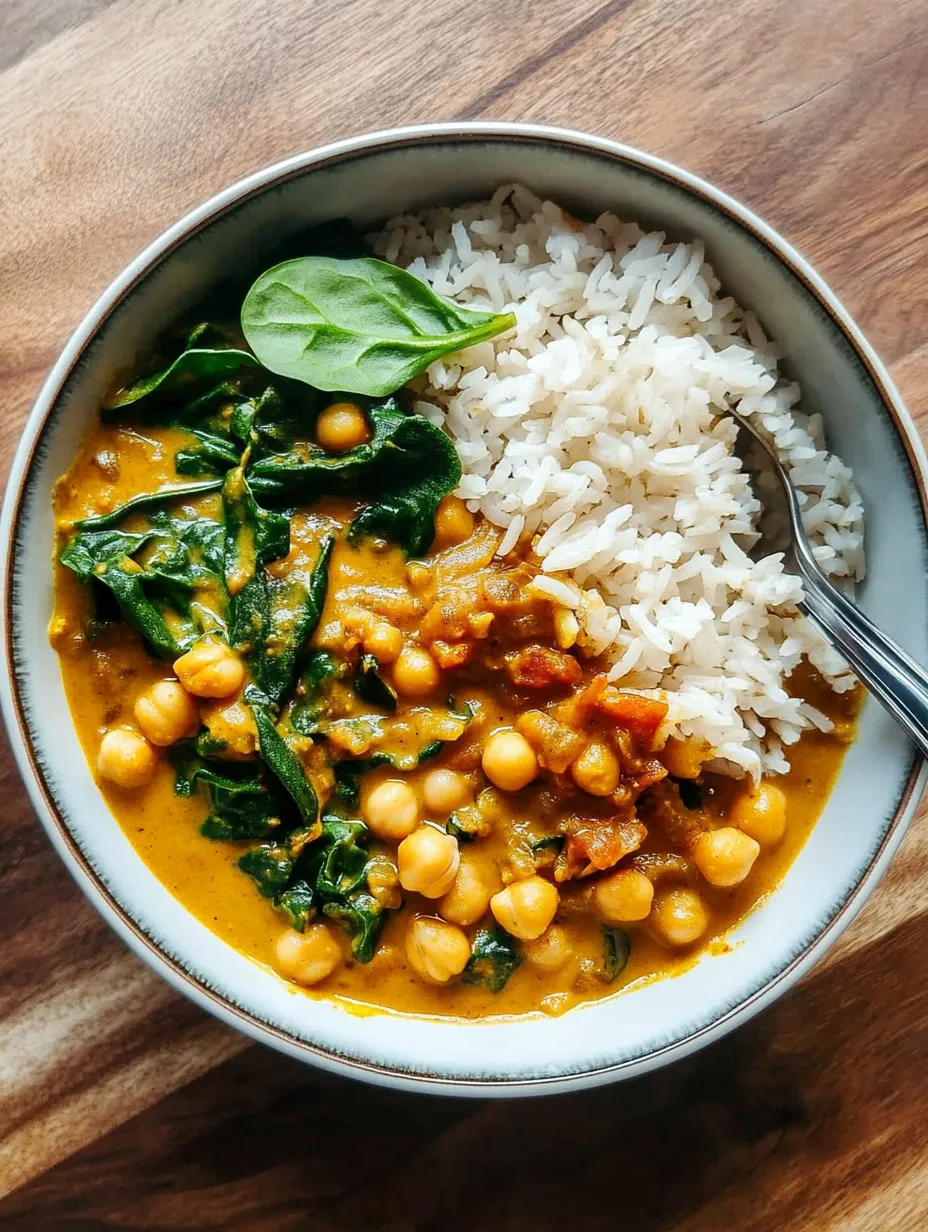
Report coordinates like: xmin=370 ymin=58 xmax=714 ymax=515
xmin=2 ymin=120 xmax=926 ymax=1095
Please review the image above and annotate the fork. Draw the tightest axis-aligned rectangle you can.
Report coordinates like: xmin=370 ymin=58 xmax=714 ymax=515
xmin=728 ymin=405 xmax=928 ymax=760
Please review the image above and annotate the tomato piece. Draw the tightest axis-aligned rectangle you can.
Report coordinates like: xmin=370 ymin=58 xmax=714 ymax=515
xmin=504 ymin=644 xmax=582 ymax=690
xmin=431 ymin=640 xmax=474 ymax=669
xmin=596 ymin=688 xmax=668 ymax=748
xmin=557 ymin=817 xmax=647 ymax=879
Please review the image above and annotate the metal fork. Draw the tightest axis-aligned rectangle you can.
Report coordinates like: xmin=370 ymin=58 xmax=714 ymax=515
xmin=728 ymin=406 xmax=928 ymax=760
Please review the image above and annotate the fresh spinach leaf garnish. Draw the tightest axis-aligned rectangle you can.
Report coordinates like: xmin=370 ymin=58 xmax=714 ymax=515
xmin=241 ymin=255 xmax=514 ymax=398
xmin=463 ymin=927 xmax=522 ymax=993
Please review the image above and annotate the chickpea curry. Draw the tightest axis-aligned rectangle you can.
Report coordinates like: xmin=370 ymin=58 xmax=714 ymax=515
xmin=50 ymin=282 xmax=859 ymax=1020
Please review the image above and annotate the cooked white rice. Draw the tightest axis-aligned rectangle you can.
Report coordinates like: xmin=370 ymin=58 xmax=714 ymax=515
xmin=372 ymin=186 xmax=865 ymax=778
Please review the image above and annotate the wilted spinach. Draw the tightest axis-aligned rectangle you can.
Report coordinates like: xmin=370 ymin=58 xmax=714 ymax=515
xmin=287 ymin=650 xmax=343 ymax=737
xmin=245 ymin=685 xmax=319 ymax=827
xmin=104 ymin=318 xmax=259 ymax=411
xmin=602 ymin=927 xmax=631 ymax=984
xmin=241 ymin=255 xmax=514 ymax=397
xmin=223 ymin=464 xmax=333 ymax=701
xmin=353 ymin=654 xmax=397 ymax=712
xmin=248 ymin=398 xmax=461 ymax=557
xmin=59 ymin=512 xmax=228 ymax=658
xmin=463 ymin=927 xmax=522 ymax=993
xmin=72 ymin=479 xmax=224 ymax=533
xmin=285 ymin=814 xmax=389 ymax=959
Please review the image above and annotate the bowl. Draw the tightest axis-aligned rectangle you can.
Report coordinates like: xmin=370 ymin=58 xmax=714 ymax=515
xmin=2 ymin=122 xmax=926 ymax=1096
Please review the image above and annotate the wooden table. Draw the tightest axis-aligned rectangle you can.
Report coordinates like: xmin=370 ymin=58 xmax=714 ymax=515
xmin=2 ymin=1 xmax=927 ymax=1226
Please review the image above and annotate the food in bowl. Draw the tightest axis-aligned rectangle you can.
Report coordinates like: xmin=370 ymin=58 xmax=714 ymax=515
xmin=49 ymin=185 xmax=863 ymax=1018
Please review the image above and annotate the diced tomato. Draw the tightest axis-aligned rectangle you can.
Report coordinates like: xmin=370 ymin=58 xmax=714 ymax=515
xmin=505 ymin=644 xmax=583 ymax=690
xmin=558 ymin=817 xmax=647 ymax=879
xmin=595 ymin=688 xmax=668 ymax=749
xmin=431 ymin=640 xmax=474 ymax=669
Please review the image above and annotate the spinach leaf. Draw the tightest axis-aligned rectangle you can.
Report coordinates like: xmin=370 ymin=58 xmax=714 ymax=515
xmin=59 ymin=528 xmax=185 ymax=657
xmin=193 ymin=762 xmax=286 ymax=841
xmin=237 ymin=843 xmax=295 ymax=897
xmin=223 ymin=463 xmax=333 ymax=700
xmin=222 ymin=464 xmax=289 ymax=673
xmin=446 ymin=811 xmax=480 ymax=843
xmin=259 ymin=533 xmax=333 ymax=703
xmin=241 ymin=256 xmax=515 ymax=398
xmin=174 ymin=429 xmax=241 ymax=477
xmin=249 ymin=400 xmax=460 ymax=557
xmin=306 ymin=818 xmax=370 ymax=898
xmin=277 ymin=880 xmax=316 ymax=931
xmin=463 ymin=927 xmax=522 ymax=993
xmin=237 ymin=824 xmax=320 ymax=896
xmin=105 ymin=346 xmax=258 ymax=410
xmin=295 ymin=815 xmax=389 ymax=962
xmin=322 ymin=897 xmax=383 ymax=964
xmin=353 ymin=653 xmax=397 ymax=712
xmin=72 ymin=479 xmax=224 ymax=532
xmin=245 ymin=685 xmax=319 ymax=827
xmin=288 ymin=650 xmax=342 ymax=737
xmin=602 ymin=927 xmax=631 ymax=984
xmin=332 ymin=760 xmax=364 ymax=811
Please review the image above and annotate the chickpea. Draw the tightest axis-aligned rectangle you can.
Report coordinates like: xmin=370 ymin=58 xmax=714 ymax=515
xmin=406 ymin=917 xmax=471 ymax=984
xmin=133 ymin=679 xmax=199 ymax=746
xmin=571 ymin=740 xmax=620 ymax=797
xmin=315 ymin=402 xmax=371 ymax=452
xmin=97 ymin=728 xmax=157 ymax=789
xmin=438 ymin=862 xmax=491 ymax=926
xmin=481 ymin=729 xmax=538 ymax=793
xmin=173 ymin=639 xmax=245 ymax=699
xmin=523 ymin=924 xmax=573 ymax=972
xmin=662 ymin=736 xmax=707 ymax=780
xmin=275 ymin=923 xmax=342 ymax=985
xmin=592 ymin=868 xmax=654 ymax=923
xmin=363 ymin=779 xmax=419 ymax=842
xmin=553 ymin=607 xmax=580 ymax=650
xmin=490 ymin=875 xmax=558 ymax=941
xmin=650 ymin=887 xmax=708 ymax=947
xmin=433 ymin=494 xmax=475 ymax=546
xmin=392 ymin=647 xmax=441 ymax=698
xmin=397 ymin=826 xmax=461 ymax=898
xmin=422 ymin=768 xmax=472 ymax=814
xmin=730 ymin=781 xmax=787 ymax=847
xmin=363 ymin=621 xmax=404 ymax=664
xmin=694 ymin=827 xmax=760 ymax=888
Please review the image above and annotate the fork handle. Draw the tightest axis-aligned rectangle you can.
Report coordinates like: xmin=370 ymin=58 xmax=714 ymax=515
xmin=798 ymin=559 xmax=928 ymax=761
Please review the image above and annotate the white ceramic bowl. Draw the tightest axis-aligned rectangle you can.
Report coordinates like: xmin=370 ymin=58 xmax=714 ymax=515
xmin=2 ymin=123 xmax=926 ymax=1096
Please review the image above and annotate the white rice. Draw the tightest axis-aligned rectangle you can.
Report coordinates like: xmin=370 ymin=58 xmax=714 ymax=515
xmin=372 ymin=186 xmax=865 ymax=778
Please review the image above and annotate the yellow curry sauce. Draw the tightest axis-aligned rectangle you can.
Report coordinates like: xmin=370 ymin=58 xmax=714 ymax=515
xmin=51 ymin=417 xmax=859 ymax=1020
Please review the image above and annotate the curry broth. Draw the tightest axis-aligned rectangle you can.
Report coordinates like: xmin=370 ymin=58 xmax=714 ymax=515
xmin=52 ymin=420 xmax=858 ymax=1020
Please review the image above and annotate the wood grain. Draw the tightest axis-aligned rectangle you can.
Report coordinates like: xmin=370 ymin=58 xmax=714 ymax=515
xmin=1 ymin=0 xmax=927 ymax=1225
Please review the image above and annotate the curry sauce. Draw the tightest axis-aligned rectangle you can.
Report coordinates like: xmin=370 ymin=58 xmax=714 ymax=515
xmin=51 ymin=409 xmax=859 ymax=1020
